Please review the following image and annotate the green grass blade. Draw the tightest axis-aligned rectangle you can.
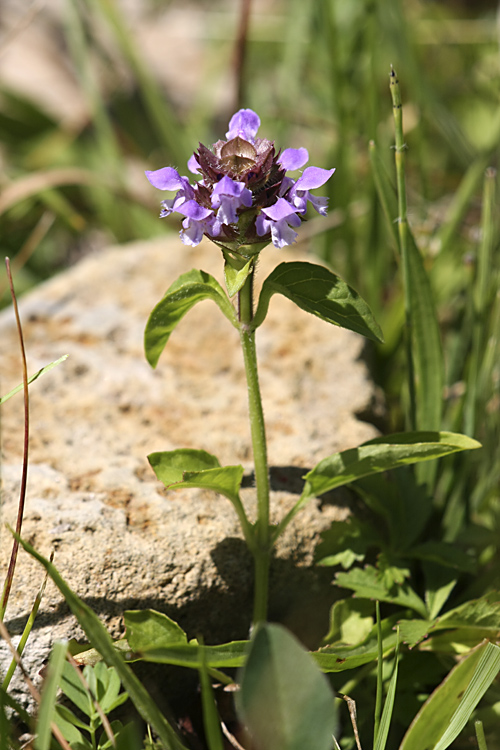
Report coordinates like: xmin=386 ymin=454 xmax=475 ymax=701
xmin=13 ymin=532 xmax=188 ymax=750
xmin=374 ymin=634 xmax=400 ymax=750
xmin=35 ymin=640 xmax=69 ymax=750
xmin=432 ymin=642 xmax=500 ymax=750
xmin=0 ymin=355 xmax=68 ymax=405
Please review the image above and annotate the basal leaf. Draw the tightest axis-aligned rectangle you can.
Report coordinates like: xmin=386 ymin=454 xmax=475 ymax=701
xmin=144 ymin=269 xmax=237 ymax=368
xmin=252 ymin=261 xmax=384 ymax=342
xmin=335 ymin=565 xmax=428 ymax=618
xmin=125 ymin=610 xmax=188 ymax=652
xmin=315 ymin=518 xmax=382 ymax=569
xmin=236 ymin=624 xmax=337 ymax=750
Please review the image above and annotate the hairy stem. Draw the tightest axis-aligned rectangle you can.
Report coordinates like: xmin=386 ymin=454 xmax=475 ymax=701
xmin=238 ymin=271 xmax=271 ymax=624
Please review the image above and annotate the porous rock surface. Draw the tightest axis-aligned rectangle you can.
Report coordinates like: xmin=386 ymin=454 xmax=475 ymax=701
xmin=0 ymin=237 xmax=378 ymax=702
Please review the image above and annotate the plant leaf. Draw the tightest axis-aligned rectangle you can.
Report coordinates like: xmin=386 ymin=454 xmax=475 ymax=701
xmin=400 ymin=641 xmax=500 ymax=750
xmin=223 ymin=255 xmax=254 ymax=297
xmin=274 ymin=432 xmax=480 ymax=539
xmin=148 ymin=450 xmax=251 ymax=542
xmin=335 ymin=565 xmax=428 ymax=619
xmin=321 ymin=598 xmax=374 ymax=646
xmin=128 ymin=640 xmax=249 ymax=669
xmin=144 ymin=269 xmax=237 ymax=368
xmin=148 ymin=450 xmax=244 ymax=505
xmin=0 ymin=355 xmax=68 ymax=404
xmin=374 ymin=637 xmax=400 ymax=750
xmin=315 ymin=616 xmax=400 ymax=672
xmin=252 ymin=261 xmax=384 ymax=342
xmin=236 ymin=624 xmax=338 ymax=750
xmin=125 ymin=610 xmax=188 ymax=651
xmin=36 ymin=640 xmax=69 ymax=750
xmin=303 ymin=431 xmax=481 ymax=499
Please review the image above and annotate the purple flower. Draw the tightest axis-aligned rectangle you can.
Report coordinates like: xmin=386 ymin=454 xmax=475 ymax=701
xmin=145 ymin=109 xmax=335 ymax=251
xmin=256 ymin=198 xmax=302 ymax=249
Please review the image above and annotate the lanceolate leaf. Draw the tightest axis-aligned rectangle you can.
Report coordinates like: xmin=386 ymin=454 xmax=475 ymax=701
xmin=273 ymin=432 xmax=481 ymax=539
xmin=144 ymin=269 xmax=237 ymax=368
xmin=302 ymin=431 xmax=480 ymax=500
xmin=237 ymin=624 xmax=338 ymax=750
xmin=252 ymin=261 xmax=384 ymax=342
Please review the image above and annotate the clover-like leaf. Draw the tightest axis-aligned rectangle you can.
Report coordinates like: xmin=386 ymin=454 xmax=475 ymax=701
xmin=252 ymin=261 xmax=384 ymax=342
xmin=145 ymin=269 xmax=237 ymax=367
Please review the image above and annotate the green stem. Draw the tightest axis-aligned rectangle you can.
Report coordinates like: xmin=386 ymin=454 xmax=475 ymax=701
xmin=390 ymin=65 xmax=416 ymax=431
xmin=238 ymin=270 xmax=271 ymax=624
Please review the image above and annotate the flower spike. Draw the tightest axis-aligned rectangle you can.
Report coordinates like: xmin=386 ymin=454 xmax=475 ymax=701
xmin=145 ymin=109 xmax=335 ymax=252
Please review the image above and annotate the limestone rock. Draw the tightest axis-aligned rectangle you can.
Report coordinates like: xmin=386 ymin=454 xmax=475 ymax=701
xmin=0 ymin=237 xmax=378 ymax=704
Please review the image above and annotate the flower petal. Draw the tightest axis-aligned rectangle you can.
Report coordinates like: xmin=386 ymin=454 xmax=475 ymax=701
xmin=145 ymin=166 xmax=186 ymax=191
xmin=187 ymin=154 xmax=201 ymax=174
xmin=176 ymin=200 xmax=214 ymax=221
xmin=279 ymin=147 xmax=309 ymax=171
xmin=294 ymin=166 xmax=335 ymax=191
xmin=226 ymin=109 xmax=261 ymax=143
xmin=260 ymin=197 xmax=301 ymax=222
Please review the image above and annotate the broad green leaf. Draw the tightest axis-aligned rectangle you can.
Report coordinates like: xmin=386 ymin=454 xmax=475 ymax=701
xmin=335 ymin=565 xmax=428 ymax=618
xmin=315 ymin=616 xmax=399 ymax=672
xmin=148 ymin=450 xmax=251 ymax=542
xmin=237 ymin=624 xmax=337 ymax=750
xmin=144 ymin=269 xmax=237 ymax=368
xmin=223 ymin=255 xmax=254 ymax=297
xmin=13 ymin=533 xmax=188 ymax=750
xmin=251 ymin=261 xmax=384 ymax=343
xmin=433 ymin=591 xmax=500 ymax=631
xmin=400 ymin=641 xmax=500 ymax=750
xmin=303 ymin=431 xmax=481 ymax=500
xmin=322 ymin=598 xmax=374 ymax=646
xmin=0 ymin=355 xmax=68 ymax=404
xmin=125 ymin=609 xmax=188 ymax=651
xmin=148 ymin=450 xmax=244 ymax=504
xmin=36 ymin=640 xmax=69 ymax=750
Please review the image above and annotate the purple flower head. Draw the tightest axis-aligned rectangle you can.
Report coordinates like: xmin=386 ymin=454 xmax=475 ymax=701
xmin=145 ymin=109 xmax=335 ymax=252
